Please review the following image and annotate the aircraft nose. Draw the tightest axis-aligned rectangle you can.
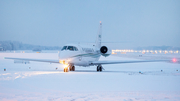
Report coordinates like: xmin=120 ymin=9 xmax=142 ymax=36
xmin=58 ymin=51 xmax=70 ymax=65
xmin=58 ymin=51 xmax=67 ymax=60
xmin=58 ymin=51 xmax=63 ymax=59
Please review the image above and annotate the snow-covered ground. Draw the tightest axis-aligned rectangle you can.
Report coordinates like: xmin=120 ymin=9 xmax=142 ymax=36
xmin=0 ymin=51 xmax=180 ymax=101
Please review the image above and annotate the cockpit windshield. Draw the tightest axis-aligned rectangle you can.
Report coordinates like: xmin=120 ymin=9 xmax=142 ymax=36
xmin=61 ymin=46 xmax=67 ymax=51
xmin=67 ymin=46 xmax=74 ymax=51
xmin=61 ymin=46 xmax=78 ymax=51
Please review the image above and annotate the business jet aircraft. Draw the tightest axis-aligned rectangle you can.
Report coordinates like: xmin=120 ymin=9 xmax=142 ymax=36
xmin=5 ymin=22 xmax=175 ymax=72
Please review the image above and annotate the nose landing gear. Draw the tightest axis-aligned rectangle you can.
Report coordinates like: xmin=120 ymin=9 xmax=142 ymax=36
xmin=64 ymin=65 xmax=75 ymax=72
xmin=64 ymin=67 xmax=68 ymax=72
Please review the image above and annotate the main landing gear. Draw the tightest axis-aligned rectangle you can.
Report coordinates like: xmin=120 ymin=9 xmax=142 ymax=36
xmin=97 ymin=65 xmax=103 ymax=72
xmin=69 ymin=65 xmax=75 ymax=71
xmin=64 ymin=65 xmax=75 ymax=72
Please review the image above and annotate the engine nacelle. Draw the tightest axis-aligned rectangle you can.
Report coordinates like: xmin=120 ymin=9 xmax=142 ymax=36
xmin=100 ymin=46 xmax=111 ymax=57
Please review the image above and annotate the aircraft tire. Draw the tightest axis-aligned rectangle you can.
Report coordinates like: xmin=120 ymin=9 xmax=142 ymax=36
xmin=64 ymin=68 xmax=68 ymax=72
xmin=69 ymin=66 xmax=72 ymax=71
xmin=72 ymin=66 xmax=75 ymax=71
xmin=100 ymin=66 xmax=102 ymax=71
xmin=97 ymin=66 xmax=99 ymax=71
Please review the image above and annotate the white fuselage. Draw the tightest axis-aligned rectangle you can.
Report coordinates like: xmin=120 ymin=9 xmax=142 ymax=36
xmin=58 ymin=44 xmax=101 ymax=66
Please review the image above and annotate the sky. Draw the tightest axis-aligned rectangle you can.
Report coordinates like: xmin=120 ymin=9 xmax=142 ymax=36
xmin=0 ymin=0 xmax=180 ymax=48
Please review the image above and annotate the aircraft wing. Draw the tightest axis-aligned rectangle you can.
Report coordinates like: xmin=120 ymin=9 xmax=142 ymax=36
xmin=4 ymin=57 xmax=59 ymax=63
xmin=90 ymin=60 xmax=171 ymax=65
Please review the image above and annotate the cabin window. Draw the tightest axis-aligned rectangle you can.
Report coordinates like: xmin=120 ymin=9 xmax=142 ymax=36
xmin=81 ymin=48 xmax=94 ymax=52
xmin=61 ymin=46 xmax=67 ymax=51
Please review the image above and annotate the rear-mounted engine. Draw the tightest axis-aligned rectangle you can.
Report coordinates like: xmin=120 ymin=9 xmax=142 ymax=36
xmin=100 ymin=46 xmax=111 ymax=57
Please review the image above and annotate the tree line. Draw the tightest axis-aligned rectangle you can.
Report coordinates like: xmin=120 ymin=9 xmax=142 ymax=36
xmin=0 ymin=41 xmax=61 ymax=51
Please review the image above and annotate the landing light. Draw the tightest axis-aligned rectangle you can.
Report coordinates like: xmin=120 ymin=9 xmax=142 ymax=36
xmin=64 ymin=64 xmax=68 ymax=68
xmin=59 ymin=60 xmax=66 ymax=64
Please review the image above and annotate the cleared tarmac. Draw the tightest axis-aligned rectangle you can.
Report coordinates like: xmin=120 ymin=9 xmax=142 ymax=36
xmin=0 ymin=51 xmax=180 ymax=101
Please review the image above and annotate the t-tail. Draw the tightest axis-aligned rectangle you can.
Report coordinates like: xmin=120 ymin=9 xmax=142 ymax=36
xmin=95 ymin=21 xmax=102 ymax=48
xmin=95 ymin=21 xmax=111 ymax=57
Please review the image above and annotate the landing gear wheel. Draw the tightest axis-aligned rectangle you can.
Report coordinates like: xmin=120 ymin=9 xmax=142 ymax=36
xmin=97 ymin=66 xmax=99 ymax=71
xmin=99 ymin=66 xmax=102 ymax=71
xmin=69 ymin=66 xmax=72 ymax=71
xmin=72 ymin=66 xmax=75 ymax=71
xmin=97 ymin=65 xmax=102 ymax=72
xmin=64 ymin=68 xmax=68 ymax=72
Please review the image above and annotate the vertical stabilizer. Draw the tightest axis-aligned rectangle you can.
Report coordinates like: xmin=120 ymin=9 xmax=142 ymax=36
xmin=95 ymin=21 xmax=102 ymax=48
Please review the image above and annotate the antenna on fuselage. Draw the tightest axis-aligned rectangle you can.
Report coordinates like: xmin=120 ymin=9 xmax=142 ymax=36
xmin=95 ymin=21 xmax=102 ymax=48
